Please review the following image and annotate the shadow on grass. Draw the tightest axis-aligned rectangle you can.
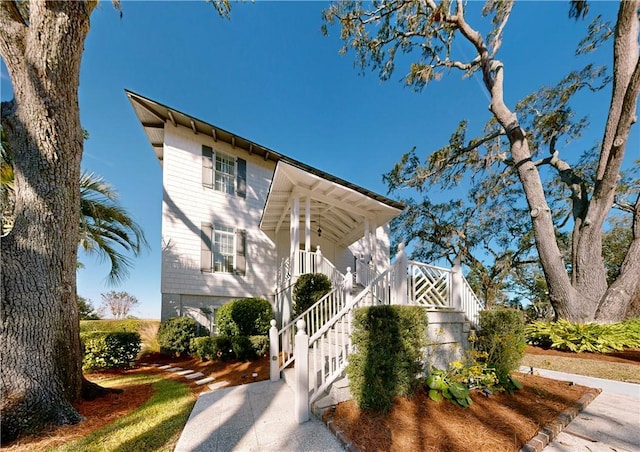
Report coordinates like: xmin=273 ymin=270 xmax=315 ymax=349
xmin=53 ymin=374 xmax=195 ymax=452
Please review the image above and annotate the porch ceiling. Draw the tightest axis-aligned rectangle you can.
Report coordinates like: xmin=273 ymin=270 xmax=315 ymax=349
xmin=261 ymin=161 xmax=403 ymax=247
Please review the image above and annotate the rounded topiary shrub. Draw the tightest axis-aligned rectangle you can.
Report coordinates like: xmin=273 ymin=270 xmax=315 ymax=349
xmin=292 ymin=273 xmax=332 ymax=317
xmin=215 ymin=298 xmax=273 ymax=337
xmin=157 ymin=317 xmax=207 ymax=357
xmin=81 ymin=331 xmax=141 ymax=372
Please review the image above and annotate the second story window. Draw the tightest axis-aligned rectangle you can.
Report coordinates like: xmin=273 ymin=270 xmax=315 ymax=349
xmin=215 ymin=153 xmax=235 ymax=195
xmin=202 ymin=145 xmax=247 ymax=198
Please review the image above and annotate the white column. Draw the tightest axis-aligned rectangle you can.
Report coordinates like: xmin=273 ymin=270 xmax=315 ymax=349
xmin=364 ymin=218 xmax=370 ymax=263
xmin=393 ymin=243 xmax=408 ymax=305
xmin=451 ymin=256 xmax=462 ymax=311
xmin=370 ymin=220 xmax=377 ymax=269
xmin=290 ymin=195 xmax=300 ymax=276
xmin=305 ymin=198 xmax=311 ymax=251
xmin=269 ymin=319 xmax=280 ymax=382
xmin=294 ymin=320 xmax=309 ymax=423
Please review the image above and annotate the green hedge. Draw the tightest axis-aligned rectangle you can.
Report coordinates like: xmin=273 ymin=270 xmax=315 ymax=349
xmin=526 ymin=318 xmax=640 ymax=353
xmin=476 ymin=308 xmax=526 ymax=380
xmin=293 ymin=273 xmax=332 ymax=317
xmin=157 ymin=317 xmax=208 ymax=357
xmin=190 ymin=335 xmax=269 ymax=361
xmin=81 ymin=331 xmax=141 ymax=372
xmin=216 ymin=298 xmax=273 ymax=336
xmin=80 ymin=319 xmax=156 ymax=333
xmin=347 ymin=305 xmax=427 ymax=413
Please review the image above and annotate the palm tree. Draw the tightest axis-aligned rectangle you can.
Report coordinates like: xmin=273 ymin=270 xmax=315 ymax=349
xmin=1 ymin=130 xmax=147 ymax=283
xmin=78 ymin=172 xmax=148 ymax=284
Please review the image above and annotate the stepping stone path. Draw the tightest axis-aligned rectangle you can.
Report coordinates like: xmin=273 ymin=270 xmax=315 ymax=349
xmin=142 ymin=362 xmax=247 ymax=391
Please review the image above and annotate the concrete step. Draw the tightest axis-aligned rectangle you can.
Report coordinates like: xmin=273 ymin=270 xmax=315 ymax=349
xmin=195 ymin=377 xmax=215 ymax=385
xmin=176 ymin=369 xmax=195 ymax=376
xmin=312 ymin=374 xmax=352 ymax=417
xmin=185 ymin=372 xmax=205 ymax=380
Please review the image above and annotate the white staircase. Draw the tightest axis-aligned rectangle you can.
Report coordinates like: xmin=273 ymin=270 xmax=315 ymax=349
xmin=269 ymin=244 xmax=484 ymax=422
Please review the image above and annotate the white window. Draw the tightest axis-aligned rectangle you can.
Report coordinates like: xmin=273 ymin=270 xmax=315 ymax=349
xmin=214 ymin=224 xmax=235 ymax=273
xmin=202 ymin=145 xmax=247 ymax=198
xmin=215 ymin=153 xmax=235 ymax=195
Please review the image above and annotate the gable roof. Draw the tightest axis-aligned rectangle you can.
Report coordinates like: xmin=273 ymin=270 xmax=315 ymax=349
xmin=126 ymin=89 xmax=404 ymax=213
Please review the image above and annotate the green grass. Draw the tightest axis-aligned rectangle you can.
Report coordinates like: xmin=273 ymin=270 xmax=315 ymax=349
xmin=51 ymin=373 xmax=195 ymax=452
xmin=521 ymin=354 xmax=640 ymax=383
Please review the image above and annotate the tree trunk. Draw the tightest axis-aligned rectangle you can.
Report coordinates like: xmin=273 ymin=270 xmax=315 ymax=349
xmin=0 ymin=1 xmax=94 ymax=443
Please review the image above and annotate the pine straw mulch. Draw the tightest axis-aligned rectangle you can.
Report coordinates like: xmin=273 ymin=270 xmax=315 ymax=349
xmin=326 ymin=372 xmax=596 ymax=452
xmin=3 ymin=349 xmax=638 ymax=451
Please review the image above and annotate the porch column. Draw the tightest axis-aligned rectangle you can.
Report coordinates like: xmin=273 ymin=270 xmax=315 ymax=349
xmin=364 ymin=218 xmax=370 ymax=262
xmin=290 ymin=195 xmax=300 ymax=276
xmin=393 ymin=243 xmax=408 ymax=305
xmin=305 ymin=197 xmax=311 ymax=251
xmin=369 ymin=220 xmax=377 ymax=269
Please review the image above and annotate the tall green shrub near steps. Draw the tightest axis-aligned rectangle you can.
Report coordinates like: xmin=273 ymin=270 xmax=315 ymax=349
xmin=476 ymin=307 xmax=526 ymax=381
xmin=347 ymin=305 xmax=427 ymax=413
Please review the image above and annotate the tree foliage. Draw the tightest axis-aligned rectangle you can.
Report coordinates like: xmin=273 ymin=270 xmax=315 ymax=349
xmin=324 ymin=0 xmax=640 ymax=322
xmin=77 ymin=296 xmax=101 ymax=321
xmin=100 ymin=291 xmax=139 ymax=320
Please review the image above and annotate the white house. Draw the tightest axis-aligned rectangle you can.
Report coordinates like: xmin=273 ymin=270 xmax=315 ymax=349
xmin=126 ymin=90 xmax=404 ymax=330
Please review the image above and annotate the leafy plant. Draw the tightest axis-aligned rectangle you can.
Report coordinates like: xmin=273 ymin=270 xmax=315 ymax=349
xmin=292 ymin=273 xmax=332 ymax=317
xmin=190 ymin=334 xmax=269 ymax=361
xmin=215 ymin=298 xmax=273 ymax=336
xmin=526 ymin=318 xmax=640 ymax=353
xmin=426 ymin=369 xmax=473 ymax=407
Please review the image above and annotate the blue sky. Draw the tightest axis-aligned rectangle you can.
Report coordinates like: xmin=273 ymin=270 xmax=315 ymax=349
xmin=1 ymin=1 xmax=636 ymax=319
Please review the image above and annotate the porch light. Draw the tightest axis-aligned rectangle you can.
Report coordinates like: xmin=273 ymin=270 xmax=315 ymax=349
xmin=317 ymin=226 xmax=322 ymax=237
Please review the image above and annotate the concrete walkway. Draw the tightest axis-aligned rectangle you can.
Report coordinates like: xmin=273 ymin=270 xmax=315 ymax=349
xmin=174 ymin=379 xmax=344 ymax=452
xmin=520 ymin=367 xmax=640 ymax=452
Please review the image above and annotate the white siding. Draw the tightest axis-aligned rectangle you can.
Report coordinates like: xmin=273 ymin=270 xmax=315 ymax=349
xmin=161 ymin=125 xmax=276 ymax=313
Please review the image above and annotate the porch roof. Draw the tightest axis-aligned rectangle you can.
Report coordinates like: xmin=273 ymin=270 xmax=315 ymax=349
xmin=260 ymin=161 xmax=403 ymax=247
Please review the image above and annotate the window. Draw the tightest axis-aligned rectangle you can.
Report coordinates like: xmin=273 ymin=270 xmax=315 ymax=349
xmin=202 ymin=145 xmax=246 ymax=198
xmin=215 ymin=153 xmax=235 ymax=195
xmin=214 ymin=224 xmax=234 ymax=273
xmin=201 ymin=223 xmax=246 ymax=275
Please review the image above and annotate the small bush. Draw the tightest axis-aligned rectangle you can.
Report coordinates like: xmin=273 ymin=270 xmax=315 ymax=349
xmin=347 ymin=305 xmax=427 ymax=413
xmin=81 ymin=331 xmax=141 ymax=372
xmin=249 ymin=335 xmax=269 ymax=357
xmin=190 ymin=335 xmax=269 ymax=361
xmin=157 ymin=317 xmax=207 ymax=357
xmin=526 ymin=318 xmax=640 ymax=353
xmin=476 ymin=308 xmax=526 ymax=381
xmin=216 ymin=298 xmax=273 ymax=337
xmin=293 ymin=273 xmax=332 ymax=317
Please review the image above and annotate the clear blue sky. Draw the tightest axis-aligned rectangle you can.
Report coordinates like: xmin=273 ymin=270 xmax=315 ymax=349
xmin=1 ymin=2 xmax=636 ymax=319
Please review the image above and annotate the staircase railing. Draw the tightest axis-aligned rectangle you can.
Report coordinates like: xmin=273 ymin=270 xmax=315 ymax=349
xmin=277 ymin=280 xmax=349 ymax=372
xmin=408 ymin=261 xmax=452 ymax=308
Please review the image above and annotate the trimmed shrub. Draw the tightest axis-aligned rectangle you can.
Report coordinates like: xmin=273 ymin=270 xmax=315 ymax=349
xmin=190 ymin=335 xmax=269 ymax=361
xmin=347 ymin=305 xmax=427 ymax=413
xmin=476 ymin=308 xmax=526 ymax=381
xmin=157 ymin=317 xmax=207 ymax=357
xmin=216 ymin=298 xmax=273 ymax=337
xmin=81 ymin=331 xmax=141 ymax=372
xmin=293 ymin=273 xmax=332 ymax=317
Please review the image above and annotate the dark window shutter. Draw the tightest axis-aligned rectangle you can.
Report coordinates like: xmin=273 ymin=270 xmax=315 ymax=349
xmin=202 ymin=145 xmax=213 ymax=188
xmin=235 ymin=229 xmax=246 ymax=276
xmin=201 ymin=223 xmax=213 ymax=272
xmin=236 ymin=158 xmax=246 ymax=198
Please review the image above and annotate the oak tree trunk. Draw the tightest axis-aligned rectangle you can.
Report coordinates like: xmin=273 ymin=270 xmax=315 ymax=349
xmin=0 ymin=1 xmax=94 ymax=443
